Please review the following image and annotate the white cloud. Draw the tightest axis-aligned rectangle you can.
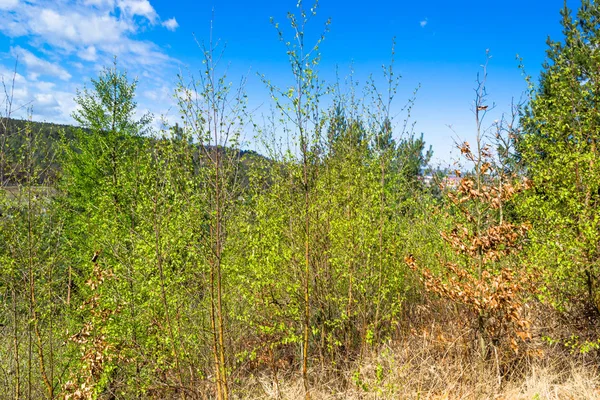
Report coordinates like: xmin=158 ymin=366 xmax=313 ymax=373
xmin=48 ymin=91 xmax=78 ymax=121
xmin=143 ymin=89 xmax=158 ymax=101
xmin=162 ymin=17 xmax=178 ymax=31
xmin=0 ymin=0 xmax=18 ymax=11
xmin=118 ymin=0 xmax=157 ymax=22
xmin=32 ymin=8 xmax=127 ymax=49
xmin=27 ymin=89 xmax=77 ymax=122
xmin=11 ymin=46 xmax=72 ymax=81
xmin=0 ymin=0 xmax=173 ymax=65
xmin=34 ymin=93 xmax=59 ymax=108
xmin=83 ymin=0 xmax=115 ymax=7
xmin=0 ymin=64 xmax=75 ymax=122
xmin=11 ymin=87 xmax=29 ymax=103
xmin=0 ymin=66 xmax=26 ymax=88
xmin=143 ymin=84 xmax=172 ymax=101
xmin=79 ymin=46 xmax=98 ymax=62
xmin=0 ymin=66 xmax=30 ymax=117
xmin=420 ymin=18 xmax=428 ymax=28
xmin=36 ymin=81 xmax=56 ymax=91
xmin=0 ymin=0 xmax=179 ymax=124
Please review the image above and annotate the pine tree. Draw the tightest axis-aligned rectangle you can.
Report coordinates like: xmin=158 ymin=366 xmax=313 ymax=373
xmin=519 ymin=0 xmax=600 ymax=311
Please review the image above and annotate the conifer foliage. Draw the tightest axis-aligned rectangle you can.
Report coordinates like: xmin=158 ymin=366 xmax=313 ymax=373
xmin=520 ymin=1 xmax=600 ymax=313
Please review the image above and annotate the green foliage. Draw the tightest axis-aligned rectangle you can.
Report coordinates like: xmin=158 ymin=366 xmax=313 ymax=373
xmin=0 ymin=16 xmax=439 ymax=395
xmin=11 ymin=1 xmax=600 ymax=397
xmin=1 ymin=115 xmax=67 ymax=399
xmin=519 ymin=0 xmax=600 ymax=311
xmin=72 ymin=58 xmax=151 ymax=136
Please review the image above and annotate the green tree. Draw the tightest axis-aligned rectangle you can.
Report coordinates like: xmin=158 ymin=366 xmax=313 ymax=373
xmin=59 ymin=60 xmax=155 ymax=397
xmin=66 ymin=59 xmax=150 ymax=207
xmin=396 ymin=132 xmax=433 ymax=184
xmin=72 ymin=59 xmax=151 ymax=136
xmin=263 ymin=3 xmax=330 ymax=396
xmin=175 ymin=30 xmax=248 ymax=399
xmin=519 ymin=1 xmax=600 ymax=311
xmin=0 ymin=96 xmax=67 ymax=399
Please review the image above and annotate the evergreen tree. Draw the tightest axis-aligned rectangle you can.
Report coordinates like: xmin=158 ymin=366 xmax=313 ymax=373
xmin=59 ymin=60 xmax=155 ymax=397
xmin=66 ymin=59 xmax=151 ymax=206
xmin=72 ymin=58 xmax=151 ymax=136
xmin=519 ymin=0 xmax=600 ymax=310
xmin=396 ymin=132 xmax=433 ymax=183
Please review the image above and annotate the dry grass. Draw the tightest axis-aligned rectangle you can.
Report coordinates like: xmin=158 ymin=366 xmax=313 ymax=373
xmin=235 ymin=301 xmax=600 ymax=399
xmin=241 ymin=362 xmax=600 ymax=399
xmin=501 ymin=365 xmax=600 ymax=399
xmin=238 ymin=342 xmax=600 ymax=400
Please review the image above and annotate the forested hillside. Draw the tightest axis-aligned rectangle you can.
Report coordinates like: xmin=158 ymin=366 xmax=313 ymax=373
xmin=2 ymin=2 xmax=600 ymax=399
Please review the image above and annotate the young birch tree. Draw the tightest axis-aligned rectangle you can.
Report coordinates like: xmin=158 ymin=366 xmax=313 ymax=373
xmin=176 ymin=27 xmax=247 ymax=399
xmin=263 ymin=2 xmax=330 ymax=396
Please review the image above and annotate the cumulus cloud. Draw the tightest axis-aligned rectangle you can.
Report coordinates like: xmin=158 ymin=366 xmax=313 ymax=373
xmin=25 ymin=89 xmax=78 ymax=122
xmin=10 ymin=46 xmax=72 ymax=81
xmin=0 ymin=65 xmax=75 ymax=122
xmin=0 ymin=0 xmax=173 ymax=65
xmin=118 ymin=0 xmax=158 ymax=22
xmin=162 ymin=17 xmax=179 ymax=31
xmin=79 ymin=46 xmax=98 ymax=62
xmin=420 ymin=18 xmax=428 ymax=28
xmin=0 ymin=0 xmax=179 ymax=124
xmin=35 ymin=81 xmax=56 ymax=92
xmin=0 ymin=65 xmax=27 ymax=87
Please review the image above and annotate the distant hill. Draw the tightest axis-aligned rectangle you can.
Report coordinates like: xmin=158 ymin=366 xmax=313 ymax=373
xmin=0 ymin=117 xmax=79 ymax=185
xmin=0 ymin=117 xmax=271 ymax=187
xmin=0 ymin=117 xmax=79 ymax=137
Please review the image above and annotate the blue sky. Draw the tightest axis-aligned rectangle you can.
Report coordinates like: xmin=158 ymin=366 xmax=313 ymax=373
xmin=0 ymin=0 xmax=578 ymax=162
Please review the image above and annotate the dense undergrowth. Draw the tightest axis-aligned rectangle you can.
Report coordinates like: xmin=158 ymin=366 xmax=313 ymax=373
xmin=2 ymin=1 xmax=600 ymax=399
